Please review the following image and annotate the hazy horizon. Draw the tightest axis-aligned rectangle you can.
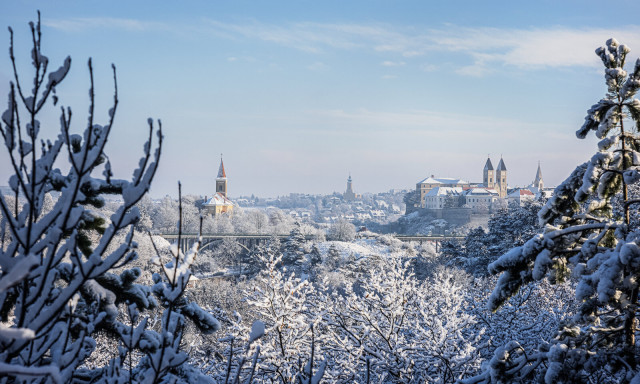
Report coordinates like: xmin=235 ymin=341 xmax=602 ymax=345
xmin=3 ymin=1 xmax=640 ymax=198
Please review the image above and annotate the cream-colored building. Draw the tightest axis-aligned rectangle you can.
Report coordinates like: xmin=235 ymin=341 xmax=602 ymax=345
xmin=416 ymin=177 xmax=469 ymax=208
xmin=203 ymin=158 xmax=234 ymax=215
xmin=415 ymin=156 xmax=510 ymax=207
xmin=463 ymin=187 xmax=500 ymax=213
xmin=422 ymin=186 xmax=464 ymax=209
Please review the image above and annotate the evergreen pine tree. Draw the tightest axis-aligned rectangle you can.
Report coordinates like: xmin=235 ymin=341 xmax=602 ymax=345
xmin=468 ymin=38 xmax=640 ymax=383
xmin=325 ymin=244 xmax=342 ymax=271
xmin=282 ymin=222 xmax=306 ymax=267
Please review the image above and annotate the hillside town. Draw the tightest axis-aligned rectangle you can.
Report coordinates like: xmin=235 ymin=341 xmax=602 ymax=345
xmin=191 ymin=155 xmax=553 ymax=233
xmin=405 ymin=156 xmax=551 ymax=226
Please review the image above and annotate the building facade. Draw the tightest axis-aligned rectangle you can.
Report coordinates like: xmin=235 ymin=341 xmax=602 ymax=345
xmin=422 ymin=187 xmax=463 ymax=210
xmin=416 ymin=177 xmax=470 ymax=208
xmin=508 ymin=188 xmax=535 ymax=207
xmin=463 ymin=187 xmax=500 ymax=213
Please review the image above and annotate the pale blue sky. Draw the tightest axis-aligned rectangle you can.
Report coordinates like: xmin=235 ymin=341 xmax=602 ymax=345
xmin=2 ymin=1 xmax=640 ymax=197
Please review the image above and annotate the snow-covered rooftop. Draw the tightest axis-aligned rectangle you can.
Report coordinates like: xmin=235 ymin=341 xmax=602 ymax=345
xmin=424 ymin=186 xmax=463 ymax=196
xmin=508 ymin=188 xmax=534 ymax=197
xmin=463 ymin=187 xmax=499 ymax=196
xmin=203 ymin=192 xmax=234 ymax=207
xmin=417 ymin=177 xmax=469 ymax=185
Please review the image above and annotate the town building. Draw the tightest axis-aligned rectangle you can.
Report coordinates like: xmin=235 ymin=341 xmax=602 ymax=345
xmin=410 ymin=156 xmax=552 ymax=226
xmin=423 ymin=187 xmax=463 ymax=210
xmin=203 ymin=157 xmax=234 ymax=215
xmin=508 ymin=188 xmax=535 ymax=207
xmin=416 ymin=177 xmax=470 ymax=208
xmin=463 ymin=187 xmax=500 ymax=213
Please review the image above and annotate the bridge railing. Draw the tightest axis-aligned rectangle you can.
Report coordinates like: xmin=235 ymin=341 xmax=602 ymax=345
xmin=157 ymin=233 xmax=465 ymax=242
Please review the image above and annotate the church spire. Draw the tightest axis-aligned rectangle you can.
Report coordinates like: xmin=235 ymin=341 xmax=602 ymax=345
xmin=496 ymin=157 xmax=507 ymax=171
xmin=484 ymin=156 xmax=494 ymax=171
xmin=483 ymin=155 xmax=495 ymax=189
xmin=216 ymin=155 xmax=228 ymax=197
xmin=495 ymin=156 xmax=507 ymax=198
xmin=217 ymin=155 xmax=226 ymax=179
xmin=534 ymin=161 xmax=542 ymax=183
xmin=533 ymin=161 xmax=544 ymax=190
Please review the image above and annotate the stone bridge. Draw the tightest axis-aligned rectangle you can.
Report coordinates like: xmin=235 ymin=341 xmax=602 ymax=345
xmin=159 ymin=233 xmax=464 ymax=253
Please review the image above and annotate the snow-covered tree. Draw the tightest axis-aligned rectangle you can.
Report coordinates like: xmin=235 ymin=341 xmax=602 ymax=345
xmin=328 ymin=219 xmax=356 ymax=242
xmin=245 ymin=210 xmax=269 ymax=234
xmin=467 ymin=276 xmax=577 ymax=374
xmin=152 ymin=195 xmax=179 ymax=233
xmin=0 ymin=15 xmax=216 ymax=383
xmin=303 ymin=244 xmax=322 ymax=279
xmin=282 ymin=223 xmax=306 ymax=267
xmin=450 ymin=199 xmax=544 ymax=276
xmin=209 ymin=237 xmax=244 ymax=271
xmin=324 ymin=243 xmax=342 ymax=271
xmin=134 ymin=195 xmax=154 ymax=232
xmin=470 ymin=38 xmax=640 ymax=383
xmin=245 ymin=250 xmax=326 ymax=383
xmin=322 ymin=256 xmax=482 ymax=383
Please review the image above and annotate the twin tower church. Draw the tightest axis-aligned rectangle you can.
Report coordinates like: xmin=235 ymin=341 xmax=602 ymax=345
xmin=415 ymin=156 xmax=545 ymax=211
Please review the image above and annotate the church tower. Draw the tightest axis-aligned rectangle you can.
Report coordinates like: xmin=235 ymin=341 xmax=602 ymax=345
xmin=343 ymin=173 xmax=360 ymax=201
xmin=216 ymin=157 xmax=227 ymax=197
xmin=483 ymin=157 xmax=495 ymax=189
xmin=204 ymin=156 xmax=234 ymax=216
xmin=496 ymin=157 xmax=507 ymax=198
xmin=532 ymin=161 xmax=544 ymax=191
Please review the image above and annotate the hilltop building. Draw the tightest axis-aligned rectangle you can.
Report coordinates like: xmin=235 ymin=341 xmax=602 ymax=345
xmin=343 ymin=174 xmax=361 ymax=201
xmin=415 ymin=156 xmax=508 ymax=209
xmin=411 ymin=156 xmax=552 ymax=225
xmin=423 ymin=187 xmax=463 ymax=210
xmin=463 ymin=187 xmax=501 ymax=212
xmin=203 ymin=157 xmax=234 ymax=215
xmin=416 ymin=177 xmax=470 ymax=208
